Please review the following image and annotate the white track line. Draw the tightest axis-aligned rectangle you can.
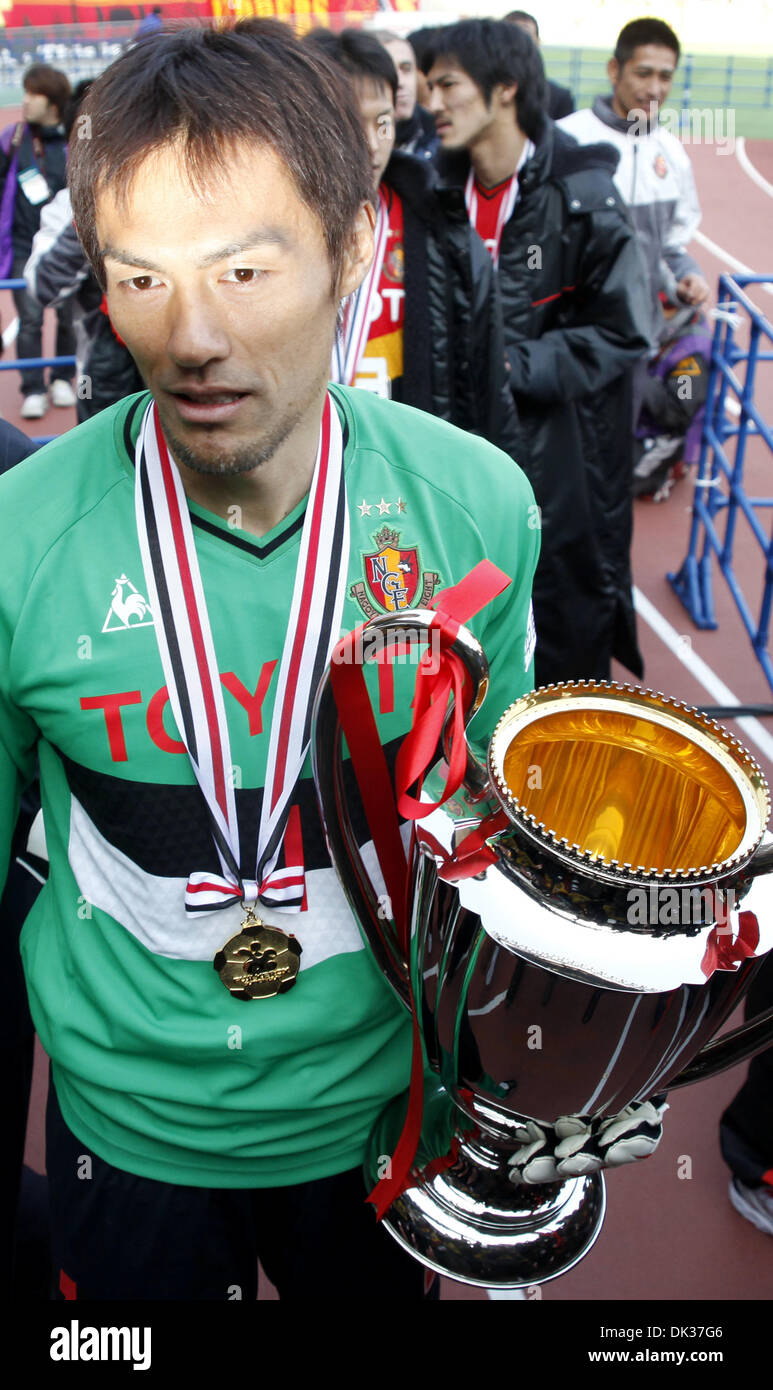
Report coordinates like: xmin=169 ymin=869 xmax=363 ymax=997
xmin=633 ymin=586 xmax=773 ymax=763
xmin=2 ymin=315 xmax=18 ymax=348
xmin=692 ymin=229 xmax=773 ymax=299
xmin=736 ymin=136 xmax=773 ymax=200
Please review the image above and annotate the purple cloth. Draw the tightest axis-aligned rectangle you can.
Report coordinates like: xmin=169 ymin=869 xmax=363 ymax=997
xmin=0 ymin=123 xmax=22 ymax=280
xmin=652 ymin=330 xmax=713 ymax=380
xmin=654 ymin=329 xmax=713 ymax=465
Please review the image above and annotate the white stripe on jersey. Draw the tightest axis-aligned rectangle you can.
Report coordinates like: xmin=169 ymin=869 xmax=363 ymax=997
xmin=67 ymin=795 xmax=385 ymax=969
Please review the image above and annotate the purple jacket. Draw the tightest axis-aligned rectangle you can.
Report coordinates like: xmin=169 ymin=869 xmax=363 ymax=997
xmin=0 ymin=122 xmax=23 ymax=279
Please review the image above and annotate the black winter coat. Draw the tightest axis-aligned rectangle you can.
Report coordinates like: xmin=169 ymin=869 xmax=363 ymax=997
xmin=382 ymin=150 xmax=522 ymax=464
xmin=437 ymin=123 xmax=651 ymax=686
xmin=32 ymin=216 xmax=143 ymax=422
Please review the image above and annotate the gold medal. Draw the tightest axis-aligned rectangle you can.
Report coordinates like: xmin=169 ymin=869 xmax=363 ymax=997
xmin=213 ymin=907 xmax=302 ymax=1000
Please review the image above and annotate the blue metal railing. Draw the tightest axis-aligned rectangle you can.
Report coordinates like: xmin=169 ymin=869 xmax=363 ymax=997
xmin=0 ymin=276 xmax=76 ymax=445
xmin=668 ymin=274 xmax=773 ymax=690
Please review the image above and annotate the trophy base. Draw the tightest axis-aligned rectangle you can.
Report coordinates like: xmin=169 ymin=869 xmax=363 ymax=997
xmin=365 ymin=1084 xmax=606 ymax=1289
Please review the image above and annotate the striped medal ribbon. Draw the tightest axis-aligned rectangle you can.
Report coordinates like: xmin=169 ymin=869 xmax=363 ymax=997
xmin=134 ymin=393 xmax=350 ymax=929
xmin=331 ymin=186 xmax=389 ymax=386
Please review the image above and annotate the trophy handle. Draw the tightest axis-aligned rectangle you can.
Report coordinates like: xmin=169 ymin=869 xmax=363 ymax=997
xmin=312 ymin=608 xmax=490 ymax=1004
xmin=745 ymin=841 xmax=773 ymax=879
xmin=667 ymin=996 xmax=773 ymax=1089
xmin=670 ymin=834 xmax=773 ymax=1087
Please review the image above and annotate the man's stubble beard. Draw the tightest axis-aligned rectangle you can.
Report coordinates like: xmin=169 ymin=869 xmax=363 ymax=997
xmin=157 ymin=397 xmax=306 ymax=478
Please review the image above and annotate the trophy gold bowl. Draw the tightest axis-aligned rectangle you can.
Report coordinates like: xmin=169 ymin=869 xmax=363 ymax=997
xmin=312 ymin=609 xmax=773 ymax=1288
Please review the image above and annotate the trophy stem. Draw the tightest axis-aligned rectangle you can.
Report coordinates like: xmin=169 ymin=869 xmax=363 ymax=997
xmin=365 ymin=1084 xmax=606 ymax=1289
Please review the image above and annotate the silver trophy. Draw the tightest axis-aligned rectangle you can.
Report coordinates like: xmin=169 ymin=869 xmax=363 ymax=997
xmin=312 ymin=611 xmax=773 ymax=1287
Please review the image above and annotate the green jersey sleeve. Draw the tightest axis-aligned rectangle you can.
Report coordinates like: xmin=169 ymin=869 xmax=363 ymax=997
xmin=0 ymin=616 xmax=41 ymax=897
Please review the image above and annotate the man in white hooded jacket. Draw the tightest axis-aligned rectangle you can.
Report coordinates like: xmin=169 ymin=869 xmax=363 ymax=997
xmin=560 ymin=15 xmax=709 ymax=346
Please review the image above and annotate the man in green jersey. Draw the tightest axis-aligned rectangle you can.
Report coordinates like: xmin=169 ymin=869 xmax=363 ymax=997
xmin=0 ymin=23 xmax=539 ymax=1299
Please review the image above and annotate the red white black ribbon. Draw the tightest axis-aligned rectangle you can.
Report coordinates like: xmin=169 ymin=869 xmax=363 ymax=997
xmin=135 ymin=393 xmax=349 ymax=914
xmin=328 ymin=560 xmax=512 ymax=1219
xmin=331 ymin=186 xmax=389 ymax=386
xmin=464 ymin=140 xmax=534 ymax=268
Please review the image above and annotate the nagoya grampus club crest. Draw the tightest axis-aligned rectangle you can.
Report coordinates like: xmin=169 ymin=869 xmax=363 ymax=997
xmin=351 ymin=525 xmax=439 ymax=619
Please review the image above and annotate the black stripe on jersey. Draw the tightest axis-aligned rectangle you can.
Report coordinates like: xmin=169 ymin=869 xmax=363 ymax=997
xmin=191 ymin=510 xmax=305 ymax=559
xmin=56 ymin=737 xmax=404 ymax=880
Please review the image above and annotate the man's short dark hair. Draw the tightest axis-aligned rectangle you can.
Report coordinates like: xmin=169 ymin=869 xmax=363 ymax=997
xmin=23 ymin=63 xmax=71 ymax=117
xmin=503 ymin=11 xmax=539 ymax=36
xmin=423 ymin=19 xmax=546 ymax=141
xmin=306 ymin=26 xmax=398 ymax=104
xmin=614 ymin=18 xmax=680 ymax=67
xmin=406 ymin=26 xmax=442 ymax=70
xmin=68 ymin=21 xmax=372 ymax=292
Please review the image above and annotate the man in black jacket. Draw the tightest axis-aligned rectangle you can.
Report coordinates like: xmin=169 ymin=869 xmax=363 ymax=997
xmin=23 ymin=79 xmax=144 ymax=424
xmin=305 ymin=27 xmax=523 ymax=467
xmin=425 ymin=19 xmax=651 ymax=686
xmin=0 ymin=64 xmax=77 ymax=421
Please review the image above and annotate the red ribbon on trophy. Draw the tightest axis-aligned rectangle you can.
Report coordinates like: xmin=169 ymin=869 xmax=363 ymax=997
xmin=329 ymin=560 xmax=511 ymax=1219
xmin=419 ymin=810 xmax=511 ymax=883
xmin=701 ymin=894 xmax=760 ymax=979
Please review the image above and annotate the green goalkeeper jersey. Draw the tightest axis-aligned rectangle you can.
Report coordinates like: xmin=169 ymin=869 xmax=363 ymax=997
xmin=0 ymin=385 xmax=538 ymax=1187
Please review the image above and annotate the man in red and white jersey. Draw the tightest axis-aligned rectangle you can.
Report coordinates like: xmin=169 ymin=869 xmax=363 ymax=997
xmin=306 ymin=26 xmax=522 ymax=464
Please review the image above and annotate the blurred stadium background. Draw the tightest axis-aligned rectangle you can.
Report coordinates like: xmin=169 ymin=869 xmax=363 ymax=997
xmin=0 ymin=2 xmax=770 ymax=136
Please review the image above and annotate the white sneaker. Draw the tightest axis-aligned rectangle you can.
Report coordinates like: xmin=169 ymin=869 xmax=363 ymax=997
xmin=49 ymin=379 xmax=76 ymax=408
xmin=729 ymin=1178 xmax=773 ymax=1235
xmin=20 ymin=393 xmax=47 ymax=419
